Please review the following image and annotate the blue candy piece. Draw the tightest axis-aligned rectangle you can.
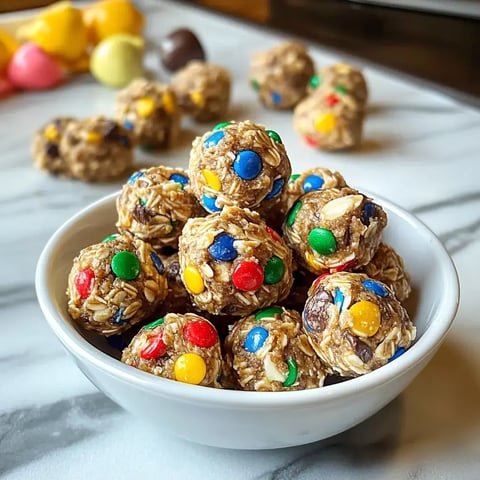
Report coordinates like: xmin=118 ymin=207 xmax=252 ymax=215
xmin=265 ymin=178 xmax=285 ymax=200
xmin=388 ymin=347 xmax=406 ymax=362
xmin=361 ymin=202 xmax=376 ymax=225
xmin=271 ymin=92 xmax=282 ymax=104
xmin=244 ymin=326 xmax=269 ymax=353
xmin=203 ymin=131 xmax=225 ymax=149
xmin=333 ymin=288 xmax=345 ymax=312
xmin=362 ymin=279 xmax=388 ymax=297
xmin=233 ymin=150 xmax=262 ymax=180
xmin=150 ymin=252 xmax=165 ymax=275
xmin=208 ymin=233 xmax=238 ymax=261
xmin=128 ymin=171 xmax=143 ymax=184
xmin=302 ymin=174 xmax=325 ymax=193
xmin=123 ymin=120 xmax=134 ymax=131
xmin=169 ymin=173 xmax=189 ymax=188
xmin=202 ymin=195 xmax=222 ymax=212
xmin=110 ymin=308 xmax=126 ymax=325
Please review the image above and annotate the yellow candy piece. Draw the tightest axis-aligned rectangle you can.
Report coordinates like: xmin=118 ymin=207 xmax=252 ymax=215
xmin=18 ymin=1 xmax=88 ymax=62
xmin=44 ymin=124 xmax=60 ymax=142
xmin=314 ymin=112 xmax=337 ymax=134
xmin=135 ymin=97 xmax=156 ymax=118
xmin=202 ymin=169 xmax=221 ymax=191
xmin=162 ymin=91 xmax=176 ymax=115
xmin=183 ymin=265 xmax=204 ymax=294
xmin=85 ymin=131 xmax=102 ymax=143
xmin=334 ymin=63 xmax=353 ymax=74
xmin=83 ymin=0 xmax=144 ymax=45
xmin=0 ymin=31 xmax=18 ymax=70
xmin=174 ymin=353 xmax=206 ymax=385
xmin=189 ymin=90 xmax=205 ymax=108
xmin=349 ymin=300 xmax=381 ymax=338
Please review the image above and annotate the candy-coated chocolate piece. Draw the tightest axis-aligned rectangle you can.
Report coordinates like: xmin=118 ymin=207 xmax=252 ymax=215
xmin=244 ymin=326 xmax=269 ymax=353
xmin=90 ymin=34 xmax=144 ymax=88
xmin=135 ymin=97 xmax=156 ymax=118
xmin=265 ymin=226 xmax=281 ymax=242
xmin=282 ymin=358 xmax=298 ymax=387
xmin=169 ymin=173 xmax=188 ymax=187
xmin=362 ymin=279 xmax=388 ymax=297
xmin=315 ymin=112 xmax=337 ymax=133
xmin=140 ymin=332 xmax=166 ymax=360
xmin=111 ymin=251 xmax=141 ymax=280
xmin=174 ymin=353 xmax=207 ymax=384
xmin=232 ymin=261 xmax=264 ymax=291
xmin=265 ymin=178 xmax=284 ymax=200
xmin=361 ymin=202 xmax=376 ymax=226
xmin=183 ymin=320 xmax=218 ymax=348
xmin=202 ymin=169 xmax=222 ymax=191
xmin=302 ymin=174 xmax=324 ymax=192
xmin=264 ymin=256 xmax=285 ymax=284
xmin=287 ymin=201 xmax=302 ymax=227
xmin=150 ymin=252 xmax=165 ymax=275
xmin=208 ymin=233 xmax=237 ymax=262
xmin=74 ymin=268 xmax=95 ymax=299
xmin=144 ymin=317 xmax=165 ymax=330
xmin=183 ymin=265 xmax=205 ymax=294
xmin=203 ymin=131 xmax=225 ymax=148
xmin=308 ymin=227 xmax=337 ymax=255
xmin=349 ymin=300 xmax=381 ymax=337
xmin=388 ymin=347 xmax=406 ymax=362
xmin=213 ymin=121 xmax=232 ymax=131
xmin=333 ymin=288 xmax=345 ymax=312
xmin=7 ymin=43 xmax=63 ymax=90
xmin=202 ymin=194 xmax=222 ymax=212
xmin=102 ymin=233 xmax=120 ymax=243
xmin=159 ymin=28 xmax=205 ymax=72
xmin=309 ymin=74 xmax=321 ymax=89
xmin=233 ymin=150 xmax=262 ymax=180
xmin=266 ymin=129 xmax=282 ymax=144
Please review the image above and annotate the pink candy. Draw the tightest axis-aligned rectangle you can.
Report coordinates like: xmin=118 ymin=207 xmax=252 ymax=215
xmin=6 ymin=42 xmax=64 ymax=90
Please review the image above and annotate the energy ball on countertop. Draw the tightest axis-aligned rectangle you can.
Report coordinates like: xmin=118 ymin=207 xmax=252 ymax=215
xmin=308 ymin=63 xmax=368 ymax=107
xmin=178 ymin=206 xmax=293 ymax=316
xmin=303 ymin=272 xmax=415 ymax=377
xmin=223 ymin=307 xmax=326 ymax=391
xmin=32 ymin=117 xmax=76 ymax=177
xmin=293 ymin=89 xmax=364 ymax=151
xmin=60 ymin=116 xmax=133 ymax=182
xmin=249 ymin=41 xmax=314 ymax=109
xmin=171 ymin=60 xmax=231 ymax=122
xmin=115 ymin=78 xmax=180 ymax=149
xmin=283 ymin=187 xmax=387 ymax=273
xmin=358 ymin=243 xmax=411 ymax=302
xmin=189 ymin=120 xmax=291 ymax=213
xmin=116 ymin=166 xmax=203 ymax=251
xmin=67 ymin=233 xmax=168 ymax=336
xmin=121 ymin=313 xmax=222 ymax=387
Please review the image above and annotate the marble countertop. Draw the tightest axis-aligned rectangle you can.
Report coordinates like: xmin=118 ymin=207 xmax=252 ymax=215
xmin=2 ymin=1 xmax=480 ymax=478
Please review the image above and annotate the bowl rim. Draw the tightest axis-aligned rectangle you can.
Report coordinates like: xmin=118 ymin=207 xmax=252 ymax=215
xmin=35 ymin=191 xmax=460 ymax=408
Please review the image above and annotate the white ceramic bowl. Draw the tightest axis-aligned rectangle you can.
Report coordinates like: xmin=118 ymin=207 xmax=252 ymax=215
xmin=36 ymin=191 xmax=459 ymax=449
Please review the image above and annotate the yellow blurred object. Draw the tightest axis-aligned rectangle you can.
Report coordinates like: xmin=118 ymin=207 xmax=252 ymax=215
xmin=83 ymin=0 xmax=144 ymax=45
xmin=17 ymin=1 xmax=88 ymax=62
xmin=0 ymin=30 xmax=19 ymax=56
xmin=62 ymin=53 xmax=91 ymax=73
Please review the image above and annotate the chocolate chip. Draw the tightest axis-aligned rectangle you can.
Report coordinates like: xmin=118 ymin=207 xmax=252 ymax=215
xmin=102 ymin=120 xmax=131 ymax=148
xmin=132 ymin=203 xmax=154 ymax=224
xmin=355 ymin=340 xmax=373 ymax=363
xmin=45 ymin=142 xmax=59 ymax=158
xmin=166 ymin=260 xmax=181 ymax=282
xmin=159 ymin=28 xmax=205 ymax=72
xmin=302 ymin=290 xmax=333 ymax=333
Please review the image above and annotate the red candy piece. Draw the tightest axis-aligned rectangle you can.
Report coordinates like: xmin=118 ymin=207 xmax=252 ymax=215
xmin=266 ymin=226 xmax=281 ymax=242
xmin=312 ymin=272 xmax=331 ymax=290
xmin=183 ymin=320 xmax=218 ymax=348
xmin=140 ymin=332 xmax=166 ymax=360
xmin=74 ymin=268 xmax=95 ymax=299
xmin=330 ymin=260 xmax=356 ymax=273
xmin=304 ymin=135 xmax=319 ymax=147
xmin=232 ymin=261 xmax=264 ymax=291
xmin=325 ymin=94 xmax=339 ymax=107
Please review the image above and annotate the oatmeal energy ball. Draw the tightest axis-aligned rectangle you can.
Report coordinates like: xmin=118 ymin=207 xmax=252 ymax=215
xmin=116 ymin=166 xmax=202 ymax=251
xmin=171 ymin=60 xmax=231 ymax=122
xmin=283 ymin=187 xmax=387 ymax=273
xmin=303 ymin=272 xmax=416 ymax=377
xmin=249 ymin=41 xmax=314 ymax=109
xmin=223 ymin=307 xmax=326 ymax=391
xmin=67 ymin=234 xmax=168 ymax=336
xmin=189 ymin=120 xmax=292 ymax=213
xmin=60 ymin=116 xmax=133 ymax=182
xmin=122 ymin=313 xmax=222 ymax=387
xmin=32 ymin=117 xmax=75 ymax=176
xmin=178 ymin=206 xmax=293 ymax=316
xmin=116 ymin=78 xmax=180 ymax=148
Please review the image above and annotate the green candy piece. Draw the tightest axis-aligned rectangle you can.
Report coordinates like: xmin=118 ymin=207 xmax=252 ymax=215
xmin=102 ymin=233 xmax=119 ymax=243
xmin=251 ymin=79 xmax=260 ymax=91
xmin=255 ymin=307 xmax=283 ymax=321
xmin=111 ymin=251 xmax=141 ymax=280
xmin=283 ymin=358 xmax=298 ymax=387
xmin=139 ymin=198 xmax=147 ymax=207
xmin=144 ymin=317 xmax=164 ymax=330
xmin=212 ymin=121 xmax=232 ymax=131
xmin=289 ymin=174 xmax=300 ymax=183
xmin=264 ymin=256 xmax=285 ymax=284
xmin=309 ymin=74 xmax=321 ymax=89
xmin=308 ymin=228 xmax=337 ymax=255
xmin=287 ymin=201 xmax=302 ymax=227
xmin=335 ymin=84 xmax=348 ymax=95
xmin=266 ymin=130 xmax=282 ymax=144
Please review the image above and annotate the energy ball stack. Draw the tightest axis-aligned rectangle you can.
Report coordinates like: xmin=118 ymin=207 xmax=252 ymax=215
xmin=249 ymin=41 xmax=314 ymax=109
xmin=294 ymin=63 xmax=368 ymax=150
xmin=116 ymin=78 xmax=180 ymax=149
xmin=171 ymin=60 xmax=231 ymax=122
